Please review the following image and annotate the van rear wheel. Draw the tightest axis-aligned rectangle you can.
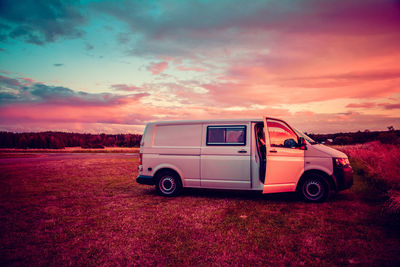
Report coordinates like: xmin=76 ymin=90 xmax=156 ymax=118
xmin=299 ymin=173 xmax=330 ymax=202
xmin=156 ymin=171 xmax=182 ymax=197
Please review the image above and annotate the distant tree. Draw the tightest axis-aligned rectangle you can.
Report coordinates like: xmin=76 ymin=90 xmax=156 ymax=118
xmin=387 ymin=126 xmax=395 ymax=131
xmin=333 ymin=136 xmax=354 ymax=145
xmin=104 ymin=136 xmax=115 ymax=147
xmin=17 ymin=135 xmax=29 ymax=149
xmin=378 ymin=132 xmax=399 ymax=144
xmin=39 ymin=134 xmax=47 ymax=148
xmin=0 ymin=132 xmax=15 ymax=148
xmin=0 ymin=131 xmax=143 ymax=148
xmin=49 ymin=136 xmax=64 ymax=149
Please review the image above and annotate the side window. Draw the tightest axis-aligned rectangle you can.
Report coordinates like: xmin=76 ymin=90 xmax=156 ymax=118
xmin=267 ymin=120 xmax=298 ymax=148
xmin=207 ymin=126 xmax=246 ymax=145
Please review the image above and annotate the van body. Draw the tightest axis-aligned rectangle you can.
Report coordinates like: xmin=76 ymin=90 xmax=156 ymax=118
xmin=136 ymin=117 xmax=353 ymax=202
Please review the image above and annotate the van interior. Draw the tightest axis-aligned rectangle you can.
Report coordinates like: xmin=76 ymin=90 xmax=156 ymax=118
xmin=255 ymin=123 xmax=266 ymax=183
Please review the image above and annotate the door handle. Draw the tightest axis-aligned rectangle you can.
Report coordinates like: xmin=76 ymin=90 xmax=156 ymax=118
xmin=238 ymin=149 xmax=247 ymax=153
xmin=269 ymin=149 xmax=278 ymax=153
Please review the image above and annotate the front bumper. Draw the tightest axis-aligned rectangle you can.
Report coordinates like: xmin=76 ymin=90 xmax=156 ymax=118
xmin=136 ymin=175 xmax=154 ymax=185
xmin=333 ymin=166 xmax=353 ymax=191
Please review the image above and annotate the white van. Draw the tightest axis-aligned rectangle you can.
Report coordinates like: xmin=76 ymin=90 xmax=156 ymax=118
xmin=136 ymin=117 xmax=353 ymax=202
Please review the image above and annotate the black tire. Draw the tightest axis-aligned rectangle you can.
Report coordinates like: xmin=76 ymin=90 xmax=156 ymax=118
xmin=298 ymin=173 xmax=330 ymax=202
xmin=155 ymin=171 xmax=182 ymax=197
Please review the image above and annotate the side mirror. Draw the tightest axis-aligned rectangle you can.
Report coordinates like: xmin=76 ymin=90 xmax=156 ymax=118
xmin=298 ymin=137 xmax=307 ymax=150
xmin=284 ymin=138 xmax=297 ymax=148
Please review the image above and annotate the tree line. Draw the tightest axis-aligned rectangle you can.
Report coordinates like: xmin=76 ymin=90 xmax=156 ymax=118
xmin=0 ymin=132 xmax=142 ymax=149
xmin=307 ymin=129 xmax=400 ymax=145
xmin=0 ymin=128 xmax=399 ymax=149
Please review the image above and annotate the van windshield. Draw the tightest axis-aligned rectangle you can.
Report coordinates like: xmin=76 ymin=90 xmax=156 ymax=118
xmin=293 ymin=128 xmax=317 ymax=145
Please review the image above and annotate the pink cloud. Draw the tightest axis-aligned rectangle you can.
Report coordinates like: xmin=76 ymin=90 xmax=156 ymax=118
xmin=18 ymin=77 xmax=35 ymax=86
xmin=0 ymin=73 xmax=155 ymax=133
xmin=203 ymin=53 xmax=400 ymax=105
xmin=281 ymin=70 xmax=400 ymax=84
xmin=379 ymin=103 xmax=400 ymax=110
xmin=287 ymin=112 xmax=400 ymax=134
xmin=147 ymin=61 xmax=169 ymax=75
xmin=2 ymin=1 xmax=400 ymax=134
xmin=295 ymin=111 xmax=315 ymax=117
xmin=93 ymin=0 xmax=400 ymax=113
xmin=175 ymin=65 xmax=206 ymax=72
xmin=346 ymin=102 xmax=376 ymax=108
xmin=0 ymin=101 xmax=157 ymax=132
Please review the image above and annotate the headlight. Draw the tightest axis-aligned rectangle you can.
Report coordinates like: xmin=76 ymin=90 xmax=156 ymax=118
xmin=335 ymin=158 xmax=350 ymax=168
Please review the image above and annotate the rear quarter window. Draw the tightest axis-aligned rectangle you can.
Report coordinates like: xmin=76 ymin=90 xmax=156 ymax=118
xmin=207 ymin=125 xmax=246 ymax=145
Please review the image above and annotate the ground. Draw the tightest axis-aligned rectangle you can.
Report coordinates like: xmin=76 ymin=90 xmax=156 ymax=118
xmin=0 ymin=153 xmax=399 ymax=266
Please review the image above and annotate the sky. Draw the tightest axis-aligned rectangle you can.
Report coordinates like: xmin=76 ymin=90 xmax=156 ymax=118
xmin=0 ymin=0 xmax=400 ymax=134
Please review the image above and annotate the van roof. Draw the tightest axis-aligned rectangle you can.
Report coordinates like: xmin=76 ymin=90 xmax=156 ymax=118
xmin=147 ymin=118 xmax=269 ymax=125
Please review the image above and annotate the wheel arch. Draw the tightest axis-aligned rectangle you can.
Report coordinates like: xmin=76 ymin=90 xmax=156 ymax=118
xmin=153 ymin=165 xmax=183 ymax=186
xmin=296 ymin=169 xmax=337 ymax=192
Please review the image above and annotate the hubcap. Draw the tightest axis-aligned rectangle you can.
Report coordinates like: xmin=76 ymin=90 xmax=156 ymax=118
xmin=305 ymin=180 xmax=322 ymax=198
xmin=160 ymin=176 xmax=176 ymax=194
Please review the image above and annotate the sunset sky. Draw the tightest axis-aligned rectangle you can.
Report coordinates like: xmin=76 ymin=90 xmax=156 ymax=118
xmin=1 ymin=0 xmax=400 ymax=134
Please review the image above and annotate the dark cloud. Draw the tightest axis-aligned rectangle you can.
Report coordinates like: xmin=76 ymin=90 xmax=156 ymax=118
xmin=3 ymin=0 xmax=398 ymax=54
xmin=91 ymin=0 xmax=400 ymax=57
xmin=29 ymin=84 xmax=75 ymax=99
xmin=0 ymin=75 xmax=21 ymax=88
xmin=0 ymin=22 xmax=10 ymax=41
xmin=0 ymin=92 xmax=22 ymax=104
xmin=111 ymin=84 xmax=142 ymax=92
xmin=0 ymin=0 xmax=86 ymax=45
xmin=53 ymin=63 xmax=64 ymax=67
xmin=85 ymin=43 xmax=94 ymax=50
xmin=0 ymin=74 xmax=148 ymax=106
xmin=117 ymin=32 xmax=130 ymax=44
xmin=28 ymin=83 xmax=146 ymax=106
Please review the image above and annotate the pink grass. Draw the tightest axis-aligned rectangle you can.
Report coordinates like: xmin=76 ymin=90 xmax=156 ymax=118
xmin=335 ymin=141 xmax=400 ymax=213
xmin=335 ymin=141 xmax=400 ymax=188
xmin=1 ymin=153 xmax=400 ymax=265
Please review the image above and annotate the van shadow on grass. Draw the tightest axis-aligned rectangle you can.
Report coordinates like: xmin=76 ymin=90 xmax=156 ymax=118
xmin=166 ymin=187 xmax=299 ymax=202
xmin=140 ymin=185 xmax=360 ymax=203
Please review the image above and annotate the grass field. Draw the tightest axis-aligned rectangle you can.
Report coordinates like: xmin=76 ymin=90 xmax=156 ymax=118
xmin=335 ymin=142 xmax=400 ymax=215
xmin=1 ymin=152 xmax=400 ymax=266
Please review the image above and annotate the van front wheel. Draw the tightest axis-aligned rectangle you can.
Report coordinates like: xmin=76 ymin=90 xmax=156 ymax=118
xmin=299 ymin=173 xmax=330 ymax=202
xmin=156 ymin=171 xmax=182 ymax=197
